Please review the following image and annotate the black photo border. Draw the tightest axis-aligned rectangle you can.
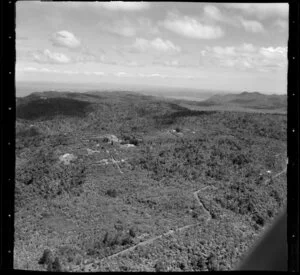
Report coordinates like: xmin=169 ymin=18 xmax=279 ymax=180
xmin=0 ymin=0 xmax=299 ymax=272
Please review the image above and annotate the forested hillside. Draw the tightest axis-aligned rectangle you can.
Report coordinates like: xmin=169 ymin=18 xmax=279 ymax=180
xmin=15 ymin=91 xmax=287 ymax=271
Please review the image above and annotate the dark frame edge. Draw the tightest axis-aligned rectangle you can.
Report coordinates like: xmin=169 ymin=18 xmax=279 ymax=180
xmin=0 ymin=0 xmax=16 ymax=271
xmin=287 ymin=0 xmax=300 ymax=273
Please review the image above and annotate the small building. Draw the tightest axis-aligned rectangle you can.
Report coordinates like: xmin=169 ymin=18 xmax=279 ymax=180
xmin=120 ymin=144 xmax=136 ymax=149
xmin=103 ymin=134 xmax=119 ymax=143
xmin=59 ymin=153 xmax=77 ymax=165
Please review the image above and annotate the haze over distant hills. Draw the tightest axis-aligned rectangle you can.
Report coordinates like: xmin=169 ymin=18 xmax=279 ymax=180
xmin=16 ymin=81 xmax=286 ymax=102
xmin=194 ymin=91 xmax=287 ymax=112
xmin=15 ymin=81 xmax=214 ymax=99
xmin=16 ymin=89 xmax=287 ymax=122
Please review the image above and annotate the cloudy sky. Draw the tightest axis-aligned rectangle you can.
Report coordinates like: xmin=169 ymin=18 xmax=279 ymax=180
xmin=16 ymin=1 xmax=289 ymax=94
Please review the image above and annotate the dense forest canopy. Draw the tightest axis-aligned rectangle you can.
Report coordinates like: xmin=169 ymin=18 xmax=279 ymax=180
xmin=15 ymin=91 xmax=287 ymax=271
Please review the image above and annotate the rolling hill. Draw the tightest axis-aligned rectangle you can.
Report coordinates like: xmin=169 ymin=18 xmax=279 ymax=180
xmin=194 ymin=92 xmax=287 ymax=112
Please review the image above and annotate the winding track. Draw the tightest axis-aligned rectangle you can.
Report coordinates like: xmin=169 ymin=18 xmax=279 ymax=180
xmin=74 ymin=162 xmax=287 ymax=272
xmin=76 ymin=185 xmax=219 ymax=271
xmin=101 ymin=186 xmax=216 ymax=260
xmin=264 ymin=166 xmax=287 ymax=185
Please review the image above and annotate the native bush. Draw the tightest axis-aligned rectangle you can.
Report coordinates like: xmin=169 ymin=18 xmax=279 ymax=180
xmin=106 ymin=189 xmax=117 ymax=198
xmin=252 ymin=213 xmax=265 ymax=227
xmin=48 ymin=257 xmax=62 ymax=272
xmin=190 ymin=256 xmax=206 ymax=271
xmin=154 ymin=260 xmax=167 ymax=272
xmin=38 ymin=249 xmax=54 ymax=266
xmin=129 ymin=227 xmax=136 ymax=238
xmin=207 ymin=253 xmax=218 ymax=271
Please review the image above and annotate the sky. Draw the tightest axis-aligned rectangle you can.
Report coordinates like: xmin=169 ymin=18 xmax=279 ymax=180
xmin=16 ymin=1 xmax=289 ymax=94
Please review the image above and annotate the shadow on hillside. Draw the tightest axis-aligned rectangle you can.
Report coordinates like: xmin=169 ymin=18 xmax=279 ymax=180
xmin=16 ymin=98 xmax=92 ymax=120
xmin=155 ymin=109 xmax=217 ymax=126
xmin=195 ymin=101 xmax=219 ymax=107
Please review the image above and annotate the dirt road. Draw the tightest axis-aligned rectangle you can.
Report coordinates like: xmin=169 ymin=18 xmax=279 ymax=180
xmin=74 ymin=163 xmax=287 ymax=272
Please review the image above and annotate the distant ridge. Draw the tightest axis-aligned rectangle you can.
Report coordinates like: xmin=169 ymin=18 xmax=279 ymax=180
xmin=15 ymin=90 xmax=160 ymax=121
xmin=196 ymin=91 xmax=287 ymax=111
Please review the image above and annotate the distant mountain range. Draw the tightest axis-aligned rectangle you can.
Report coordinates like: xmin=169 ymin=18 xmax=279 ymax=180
xmin=16 ymin=90 xmax=104 ymax=107
xmin=16 ymin=90 xmax=287 ymax=120
xmin=195 ymin=91 xmax=287 ymax=111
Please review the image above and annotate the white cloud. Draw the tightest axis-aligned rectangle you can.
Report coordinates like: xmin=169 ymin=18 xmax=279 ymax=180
xmin=22 ymin=67 xmax=38 ymax=72
xmin=203 ymin=5 xmax=223 ymax=22
xmin=83 ymin=72 xmax=92 ymax=75
xmin=52 ymin=2 xmax=83 ymax=9
xmin=182 ymin=75 xmax=196 ymax=79
xmin=202 ymin=44 xmax=287 ymax=72
xmin=40 ymin=68 xmax=54 ymax=73
xmin=32 ymin=49 xmax=71 ymax=64
xmin=151 ymin=38 xmax=180 ymax=52
xmin=131 ymin=37 xmax=181 ymax=54
xmin=224 ymin=3 xmax=288 ymax=20
xmin=50 ymin=30 xmax=81 ymax=49
xmin=205 ymin=44 xmax=257 ymax=57
xmin=155 ymin=60 xmax=180 ymax=67
xmin=19 ymin=66 xmax=198 ymax=80
xmin=19 ymin=67 xmax=105 ymax=76
xmin=161 ymin=12 xmax=224 ymax=39
xmin=168 ymin=60 xmax=179 ymax=66
xmin=126 ymin=61 xmax=138 ymax=66
xmin=114 ymin=71 xmax=134 ymax=77
xmin=273 ymin=19 xmax=288 ymax=32
xmin=259 ymin=47 xmax=287 ymax=59
xmin=99 ymin=18 xmax=137 ymax=37
xmin=31 ymin=48 xmax=103 ymax=65
xmin=242 ymin=43 xmax=256 ymax=53
xmin=99 ymin=17 xmax=159 ymax=37
xmin=136 ymin=17 xmax=160 ymax=34
xmin=62 ymin=70 xmax=79 ymax=75
xmin=21 ymin=67 xmax=59 ymax=73
xmin=149 ymin=73 xmax=167 ymax=78
xmin=201 ymin=5 xmax=241 ymax=29
xmin=93 ymin=71 xmax=105 ymax=76
xmin=55 ymin=2 xmax=150 ymax=12
xmin=138 ymin=73 xmax=168 ymax=78
xmin=202 ymin=5 xmax=267 ymax=37
xmin=239 ymin=18 xmax=265 ymax=33
xmin=61 ymin=70 xmax=104 ymax=75
xmin=120 ymin=60 xmax=143 ymax=67
xmin=138 ymin=73 xmax=197 ymax=79
xmin=75 ymin=53 xmax=96 ymax=63
xmin=212 ymin=46 xmax=236 ymax=56
xmin=90 ymin=53 xmax=143 ymax=67
xmin=99 ymin=1 xmax=150 ymax=11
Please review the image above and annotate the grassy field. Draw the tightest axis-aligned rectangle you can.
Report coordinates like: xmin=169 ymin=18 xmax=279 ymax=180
xmin=14 ymin=91 xmax=287 ymax=271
